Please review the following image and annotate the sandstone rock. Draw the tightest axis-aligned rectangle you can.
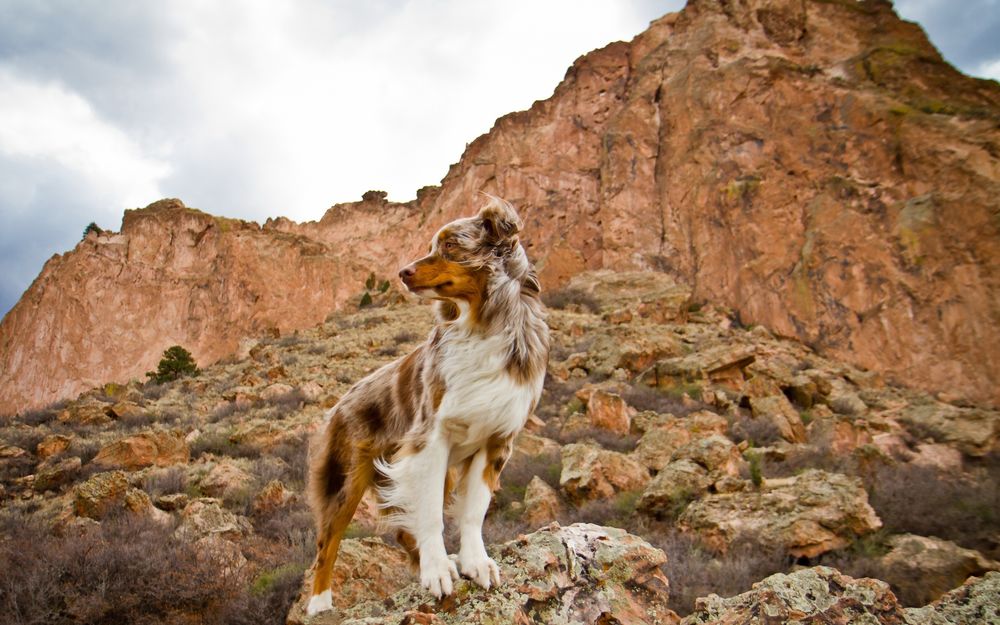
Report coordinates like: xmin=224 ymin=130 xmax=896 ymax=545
xmin=560 ymin=443 xmax=649 ymax=503
xmin=300 ymin=380 xmax=324 ymax=402
xmin=911 ymin=443 xmax=964 ymax=473
xmin=903 ymin=571 xmax=1000 ymax=625
xmin=123 ymin=487 xmax=172 ymax=526
xmin=193 ymin=534 xmax=247 ymax=576
xmin=57 ymin=399 xmax=112 ymax=425
xmin=680 ymin=470 xmax=881 ymax=557
xmin=880 ymin=534 xmax=1000 ymax=606
xmin=632 ymin=423 xmax=692 ymax=472
xmin=260 ymin=382 xmax=295 ymax=401
xmin=74 ymin=470 xmax=130 ymax=520
xmin=651 ymin=344 xmax=757 ymax=386
xmin=671 ymin=434 xmax=744 ymax=478
xmin=289 ymin=523 xmax=675 ymax=625
xmin=36 ymin=434 xmax=72 ymax=460
xmin=749 ymin=394 xmax=806 ymax=443
xmin=513 ymin=432 xmax=561 ymax=459
xmin=808 ymin=417 xmax=876 ymax=455
xmin=251 ymin=479 xmax=296 ymax=515
xmin=895 ymin=402 xmax=1000 ymax=457
xmin=522 ymin=476 xmax=561 ymax=527
xmin=33 ymin=456 xmax=81 ymax=492
xmin=287 ymin=537 xmax=414 ymax=622
xmin=92 ymin=430 xmax=189 ymax=470
xmin=229 ymin=419 xmax=292 ymax=450
xmin=199 ymin=461 xmax=253 ymax=499
xmin=174 ymin=498 xmax=253 ymax=543
xmin=637 ymin=459 xmax=713 ymax=517
xmin=106 ymin=400 xmax=146 ymax=420
xmin=155 ymin=492 xmax=190 ymax=511
xmin=681 ymin=566 xmax=906 ymax=625
xmin=578 ymin=388 xmax=634 ymax=435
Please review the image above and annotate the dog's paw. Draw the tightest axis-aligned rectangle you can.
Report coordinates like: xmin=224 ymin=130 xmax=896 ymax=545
xmin=420 ymin=552 xmax=459 ymax=598
xmin=457 ymin=549 xmax=501 ymax=590
xmin=306 ymin=590 xmax=333 ymax=615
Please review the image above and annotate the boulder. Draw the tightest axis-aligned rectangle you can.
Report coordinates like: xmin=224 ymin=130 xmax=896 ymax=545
xmin=289 ymin=523 xmax=675 ymax=625
xmin=288 ymin=537 xmax=414 ymax=621
xmin=74 ymin=471 xmax=130 ymax=520
xmin=57 ymin=399 xmax=112 ymax=425
xmin=671 ymin=434 xmax=744 ymax=478
xmin=681 ymin=566 xmax=906 ymax=625
xmin=513 ymin=432 xmax=561 ymax=459
xmin=174 ymin=498 xmax=253 ymax=543
xmin=522 ymin=476 xmax=561 ymax=527
xmin=251 ymin=479 xmax=296 ymax=515
xmin=911 ymin=443 xmax=964 ymax=473
xmin=560 ymin=443 xmax=649 ymax=503
xmin=576 ymin=388 xmax=634 ymax=435
xmin=199 ymin=461 xmax=254 ymax=499
xmin=36 ymin=434 xmax=72 ymax=460
xmin=637 ymin=459 xmax=713 ymax=517
xmin=749 ymin=394 xmax=806 ymax=443
xmin=33 ymin=456 xmax=81 ymax=492
xmin=879 ymin=534 xmax=1000 ymax=606
xmin=92 ymin=430 xmax=189 ymax=470
xmin=895 ymin=402 xmax=1000 ymax=457
xmin=903 ymin=571 xmax=1000 ymax=625
xmin=680 ymin=470 xmax=881 ymax=557
xmin=631 ymin=410 xmax=729 ymax=472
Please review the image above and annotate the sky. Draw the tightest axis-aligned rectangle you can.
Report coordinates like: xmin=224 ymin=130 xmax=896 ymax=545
xmin=0 ymin=0 xmax=998 ymax=319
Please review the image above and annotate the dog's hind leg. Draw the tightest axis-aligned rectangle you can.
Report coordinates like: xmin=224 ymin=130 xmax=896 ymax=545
xmin=307 ymin=454 xmax=372 ymax=616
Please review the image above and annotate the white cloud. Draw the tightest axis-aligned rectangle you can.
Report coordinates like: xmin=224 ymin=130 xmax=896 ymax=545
xmin=0 ymin=67 xmax=169 ymax=215
xmin=976 ymin=57 xmax=1000 ymax=80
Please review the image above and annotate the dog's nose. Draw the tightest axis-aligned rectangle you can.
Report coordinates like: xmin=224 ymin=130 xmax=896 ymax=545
xmin=399 ymin=265 xmax=415 ymax=281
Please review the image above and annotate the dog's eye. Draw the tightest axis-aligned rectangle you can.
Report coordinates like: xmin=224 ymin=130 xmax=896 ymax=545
xmin=443 ymin=241 xmax=455 ymax=251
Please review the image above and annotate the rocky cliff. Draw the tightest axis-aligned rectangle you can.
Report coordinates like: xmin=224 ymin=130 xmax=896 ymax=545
xmin=2 ymin=0 xmax=999 ymax=413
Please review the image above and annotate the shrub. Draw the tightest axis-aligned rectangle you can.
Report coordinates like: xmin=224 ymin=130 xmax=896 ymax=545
xmin=748 ymin=452 xmax=763 ymax=488
xmin=621 ymin=384 xmax=709 ymax=417
xmin=146 ymin=346 xmax=199 ymax=384
xmin=541 ymin=287 xmax=601 ymax=314
xmin=81 ymin=222 xmax=102 ymax=239
xmin=728 ymin=412 xmax=784 ymax=447
xmin=358 ymin=291 xmax=373 ymax=308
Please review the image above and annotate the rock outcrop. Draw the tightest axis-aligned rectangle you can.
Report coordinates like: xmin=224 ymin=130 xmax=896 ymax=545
xmin=288 ymin=523 xmax=676 ymax=625
xmin=3 ymin=0 xmax=1000 ymax=414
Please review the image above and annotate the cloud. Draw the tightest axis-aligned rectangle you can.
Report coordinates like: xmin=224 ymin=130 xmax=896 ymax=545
xmin=0 ymin=67 xmax=169 ymax=315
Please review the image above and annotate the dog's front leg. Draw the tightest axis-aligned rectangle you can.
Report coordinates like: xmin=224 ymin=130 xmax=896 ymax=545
xmin=452 ymin=447 xmax=501 ymax=589
xmin=409 ymin=435 xmax=459 ymax=598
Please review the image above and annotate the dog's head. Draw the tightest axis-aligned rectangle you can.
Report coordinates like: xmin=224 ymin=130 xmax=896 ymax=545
xmin=398 ymin=195 xmax=525 ymax=312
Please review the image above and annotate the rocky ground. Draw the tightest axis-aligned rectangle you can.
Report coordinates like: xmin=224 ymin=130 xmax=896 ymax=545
xmin=1 ymin=271 xmax=998 ymax=624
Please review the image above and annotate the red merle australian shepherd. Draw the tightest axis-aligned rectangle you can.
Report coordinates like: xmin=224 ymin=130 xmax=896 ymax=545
xmin=306 ymin=196 xmax=549 ymax=614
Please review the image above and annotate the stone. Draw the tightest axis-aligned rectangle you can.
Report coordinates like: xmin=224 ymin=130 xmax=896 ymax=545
xmin=155 ymin=492 xmax=190 ymax=511
xmin=174 ymin=498 xmax=253 ymax=543
xmin=637 ymin=459 xmax=713 ymax=517
xmin=671 ymin=434 xmax=744 ymax=478
xmin=288 ymin=523 xmax=676 ymax=625
xmin=513 ymin=433 xmax=561 ymax=459
xmin=106 ymin=400 xmax=146 ymax=420
xmin=36 ymin=434 xmax=72 ymax=460
xmin=559 ymin=442 xmax=650 ymax=503
xmin=57 ymin=399 xmax=112 ymax=426
xmin=251 ymin=479 xmax=296 ymax=515
xmin=895 ymin=402 xmax=1000 ymax=457
xmin=632 ymin=423 xmax=692 ymax=472
xmin=749 ymin=394 xmax=806 ymax=443
xmin=33 ymin=456 xmax=82 ymax=492
xmin=681 ymin=566 xmax=906 ymax=625
xmin=260 ymin=382 xmax=295 ymax=401
xmin=522 ymin=476 xmax=561 ymax=527
xmin=911 ymin=443 xmax=964 ymax=472
xmin=92 ymin=430 xmax=189 ymax=470
xmin=74 ymin=470 xmax=130 ymax=520
xmin=579 ymin=388 xmax=634 ymax=435
xmin=903 ymin=571 xmax=1000 ymax=625
xmin=679 ymin=469 xmax=882 ymax=557
xmin=199 ymin=461 xmax=254 ymax=499
xmin=879 ymin=534 xmax=1000 ymax=606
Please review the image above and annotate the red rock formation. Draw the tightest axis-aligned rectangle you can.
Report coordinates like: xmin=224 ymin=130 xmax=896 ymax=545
xmin=2 ymin=0 xmax=999 ymax=413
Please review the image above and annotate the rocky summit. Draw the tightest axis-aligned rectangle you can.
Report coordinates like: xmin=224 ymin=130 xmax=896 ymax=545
xmin=1 ymin=1 xmax=999 ymax=624
xmin=2 ymin=0 xmax=1000 ymax=415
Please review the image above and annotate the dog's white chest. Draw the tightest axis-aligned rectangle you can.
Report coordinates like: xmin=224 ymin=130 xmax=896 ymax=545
xmin=436 ymin=331 xmax=540 ymax=447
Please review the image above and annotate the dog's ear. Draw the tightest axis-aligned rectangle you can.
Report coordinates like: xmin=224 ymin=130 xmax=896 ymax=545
xmin=478 ymin=195 xmax=522 ymax=243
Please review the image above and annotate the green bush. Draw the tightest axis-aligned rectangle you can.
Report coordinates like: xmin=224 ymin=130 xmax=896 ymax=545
xmin=146 ymin=345 xmax=199 ymax=384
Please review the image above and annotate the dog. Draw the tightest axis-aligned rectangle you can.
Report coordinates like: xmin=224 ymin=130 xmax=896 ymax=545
xmin=305 ymin=195 xmax=549 ymax=615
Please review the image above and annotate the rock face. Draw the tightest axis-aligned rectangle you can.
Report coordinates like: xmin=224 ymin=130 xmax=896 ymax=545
xmin=3 ymin=0 xmax=1000 ymax=414
xmin=289 ymin=523 xmax=675 ymax=625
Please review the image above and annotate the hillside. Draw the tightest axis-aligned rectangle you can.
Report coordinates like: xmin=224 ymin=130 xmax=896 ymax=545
xmin=2 ymin=0 xmax=1000 ymax=415
xmin=1 ymin=272 xmax=997 ymax=624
